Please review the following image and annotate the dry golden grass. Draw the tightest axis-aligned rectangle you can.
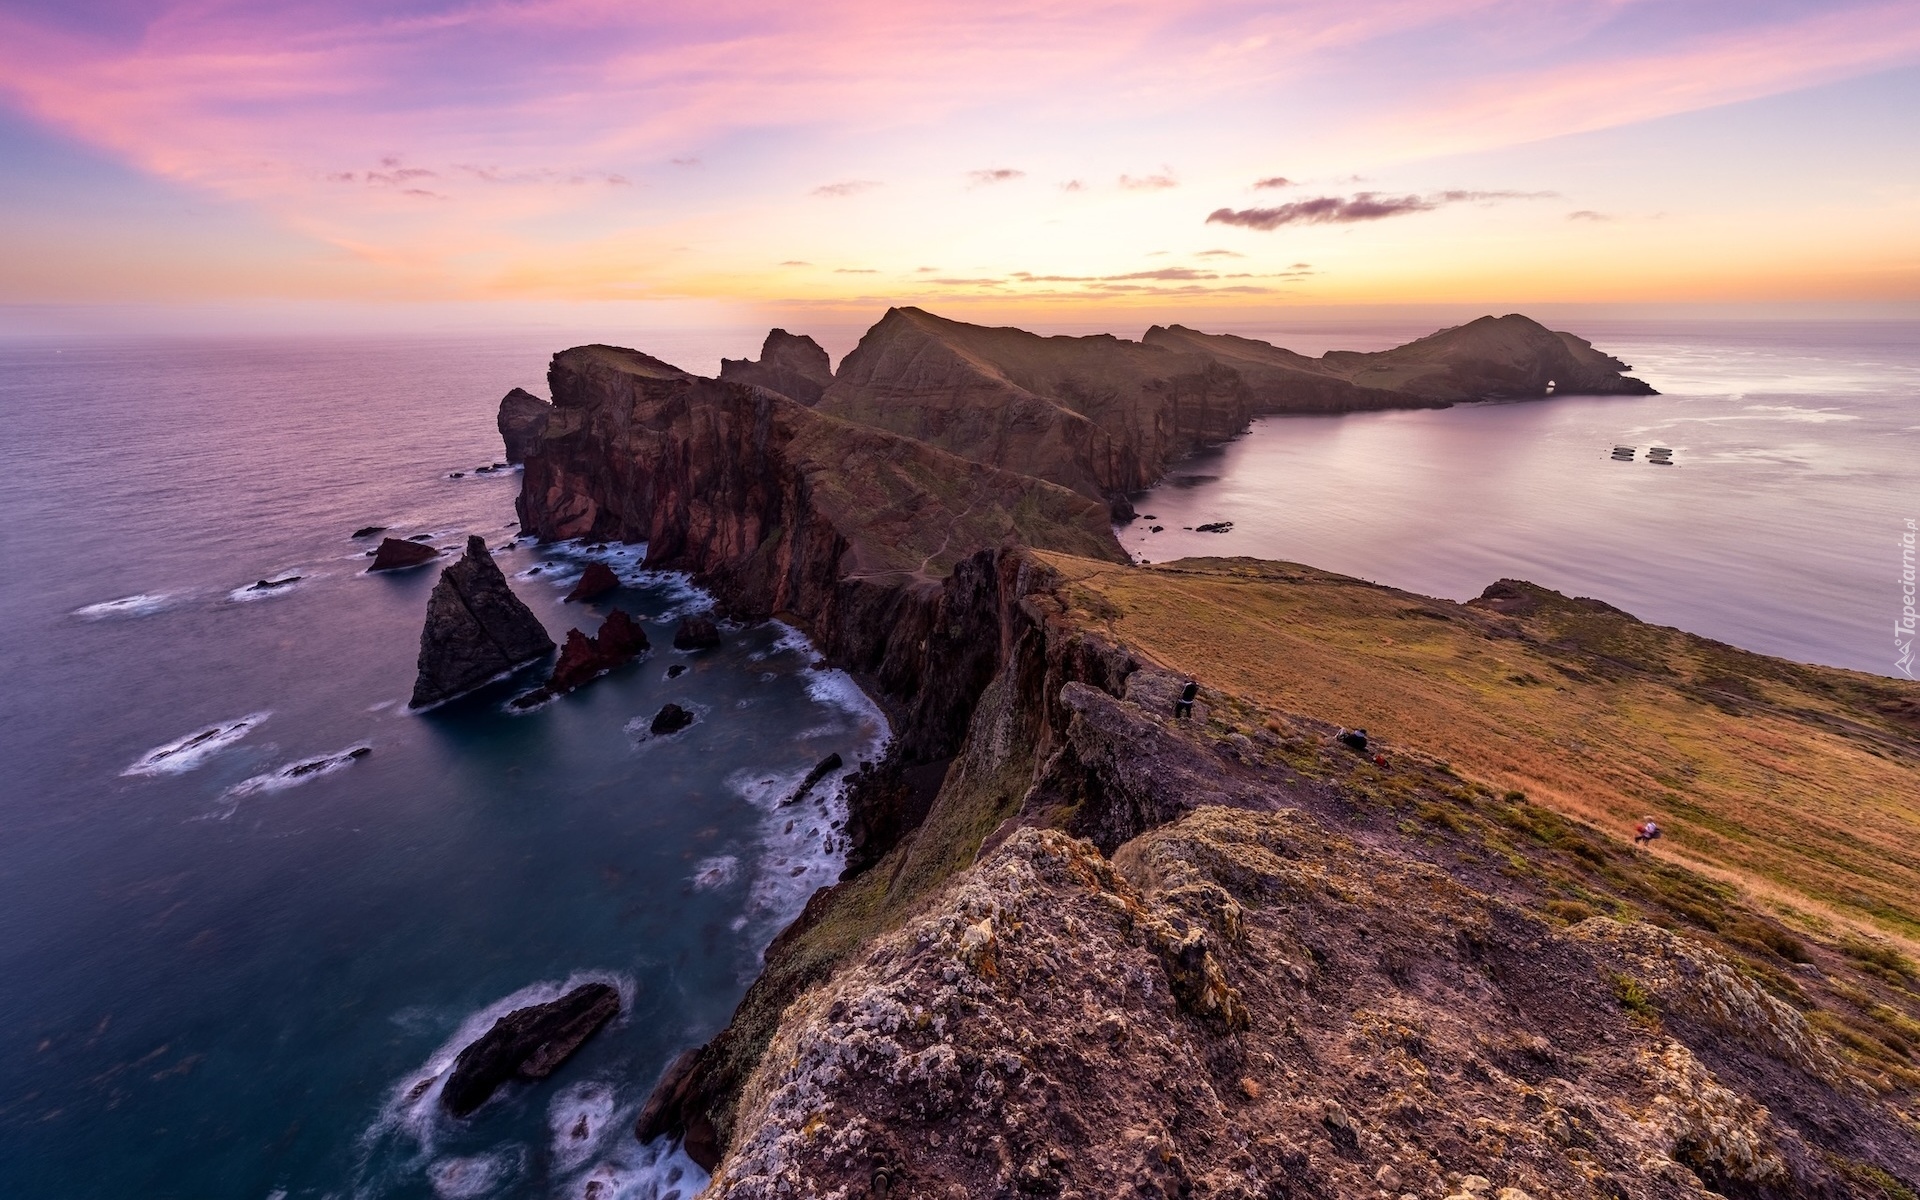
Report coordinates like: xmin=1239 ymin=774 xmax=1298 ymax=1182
xmin=1037 ymin=553 xmax=1920 ymax=947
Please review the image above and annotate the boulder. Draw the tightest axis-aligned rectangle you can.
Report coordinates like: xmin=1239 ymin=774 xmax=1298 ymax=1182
xmin=565 ymin=561 xmax=619 ymax=603
xmin=650 ymin=703 xmax=694 ymax=735
xmin=498 ymin=387 xmax=553 ymax=463
xmin=369 ymin=537 xmax=441 ymax=572
xmin=441 ymin=982 xmax=621 ymax=1117
xmin=673 ymin=614 xmax=722 ymax=651
xmin=409 ymin=536 xmax=556 ymax=709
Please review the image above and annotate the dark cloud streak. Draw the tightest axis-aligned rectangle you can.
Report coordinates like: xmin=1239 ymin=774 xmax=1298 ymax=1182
xmin=1207 ymin=189 xmax=1554 ymax=230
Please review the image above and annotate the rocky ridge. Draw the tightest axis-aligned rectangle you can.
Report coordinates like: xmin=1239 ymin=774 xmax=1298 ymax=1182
xmin=719 ymin=328 xmax=836 ymax=406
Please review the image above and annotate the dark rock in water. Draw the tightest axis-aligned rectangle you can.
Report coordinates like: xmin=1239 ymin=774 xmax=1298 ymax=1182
xmin=519 ymin=609 xmax=652 ymax=705
xmin=247 ymin=576 xmax=300 ymax=591
xmin=475 ymin=465 xmax=494 ymax=473
xmin=565 ymin=561 xmax=619 ymax=603
xmin=718 ymin=329 xmax=835 ymax=406
xmin=1150 ymin=525 xmax=1164 ymax=533
xmin=665 ymin=664 xmax=687 ymax=679
xmin=368 ymin=537 xmax=441 ymax=572
xmin=351 ymin=525 xmax=388 ymax=539
xmin=441 ymin=982 xmax=620 ymax=1118
xmin=637 ymin=1047 xmax=719 ymax=1168
xmin=673 ymin=614 xmax=722 ymax=651
xmin=783 ymin=752 xmax=843 ymax=806
xmin=1194 ymin=521 xmax=1233 ymax=534
xmin=409 ymin=536 xmax=556 ymax=709
xmin=498 ymin=387 xmax=554 ymax=464
xmin=650 ymin=703 xmax=694 ymax=735
xmin=448 ymin=472 xmax=465 ymax=478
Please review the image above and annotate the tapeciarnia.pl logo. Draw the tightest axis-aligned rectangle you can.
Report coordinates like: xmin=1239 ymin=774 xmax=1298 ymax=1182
xmin=1899 ymin=518 xmax=1916 ymax=679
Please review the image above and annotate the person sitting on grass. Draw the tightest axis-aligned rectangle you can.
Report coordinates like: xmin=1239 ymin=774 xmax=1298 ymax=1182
xmin=1633 ymin=816 xmax=1662 ymax=846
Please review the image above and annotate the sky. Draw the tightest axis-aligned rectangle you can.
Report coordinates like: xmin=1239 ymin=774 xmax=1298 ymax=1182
xmin=1 ymin=0 xmax=1917 ymax=331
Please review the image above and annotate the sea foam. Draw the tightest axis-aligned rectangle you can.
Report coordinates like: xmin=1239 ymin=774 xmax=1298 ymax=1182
xmin=73 ymin=593 xmax=176 ymax=620
xmin=123 ymin=712 xmax=271 ymax=776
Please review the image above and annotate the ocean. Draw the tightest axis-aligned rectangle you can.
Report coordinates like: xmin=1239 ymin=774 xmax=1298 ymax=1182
xmin=0 ymin=317 xmax=1912 ymax=1198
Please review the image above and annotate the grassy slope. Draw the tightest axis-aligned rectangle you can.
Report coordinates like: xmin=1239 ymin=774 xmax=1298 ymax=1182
xmin=1036 ymin=553 xmax=1920 ymax=946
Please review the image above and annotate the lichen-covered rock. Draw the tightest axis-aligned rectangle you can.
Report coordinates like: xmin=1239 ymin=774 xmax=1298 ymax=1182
xmin=704 ymin=806 xmax=1849 ymax=1200
xmin=409 ymin=536 xmax=554 ymax=708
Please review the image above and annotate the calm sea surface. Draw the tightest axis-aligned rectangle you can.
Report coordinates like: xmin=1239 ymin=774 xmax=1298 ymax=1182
xmin=0 ymin=318 xmax=1912 ymax=1198
xmin=1127 ymin=320 xmax=1919 ymax=677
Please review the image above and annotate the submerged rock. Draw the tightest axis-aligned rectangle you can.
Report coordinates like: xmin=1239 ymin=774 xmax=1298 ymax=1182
xmin=368 ymin=537 xmax=441 ymax=572
xmin=649 ymin=703 xmax=694 ymax=735
xmin=564 ymin=561 xmax=619 ymax=602
xmin=350 ymin=525 xmax=388 ymax=539
xmin=673 ymin=614 xmax=722 ymax=651
xmin=246 ymin=576 xmax=300 ymax=591
xmin=441 ymin=982 xmax=620 ymax=1118
xmin=409 ymin=536 xmax=555 ymax=709
xmin=498 ymin=387 xmax=554 ymax=464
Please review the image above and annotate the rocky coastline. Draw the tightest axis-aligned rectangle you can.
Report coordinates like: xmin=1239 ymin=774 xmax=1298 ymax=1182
xmin=492 ymin=310 xmax=1917 ymax=1199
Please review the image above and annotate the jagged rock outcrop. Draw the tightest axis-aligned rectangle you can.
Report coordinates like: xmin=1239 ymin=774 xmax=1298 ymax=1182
xmin=409 ymin=536 xmax=555 ymax=708
xmin=367 ymin=537 xmax=440 ymax=572
xmin=1147 ymin=314 xmax=1655 ymax=407
xmin=441 ymin=982 xmax=620 ymax=1117
xmin=511 ymin=609 xmax=648 ymax=707
xmin=563 ymin=561 xmax=618 ymax=602
xmin=497 ymin=387 xmax=553 ymax=463
xmin=821 ymin=307 xmax=1252 ymax=516
xmin=718 ymin=329 xmax=835 ymax=406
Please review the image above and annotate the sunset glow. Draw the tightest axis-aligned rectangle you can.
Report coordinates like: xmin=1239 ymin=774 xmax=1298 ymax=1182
xmin=3 ymin=0 xmax=1917 ymax=324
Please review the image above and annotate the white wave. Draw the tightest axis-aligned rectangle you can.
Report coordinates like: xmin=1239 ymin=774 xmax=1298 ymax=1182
xmin=803 ymin=668 xmax=892 ymax=748
xmin=428 ymin=1148 xmax=524 ymax=1198
xmin=748 ymin=620 xmax=819 ymax=663
xmin=123 ymin=712 xmax=270 ymax=776
xmin=572 ymin=1136 xmax=706 ymax=1200
xmin=549 ymin=1081 xmax=620 ymax=1174
xmin=220 ymin=745 xmax=371 ymax=801
xmin=73 ymin=593 xmax=175 ymax=620
xmin=690 ymin=855 xmax=739 ymax=891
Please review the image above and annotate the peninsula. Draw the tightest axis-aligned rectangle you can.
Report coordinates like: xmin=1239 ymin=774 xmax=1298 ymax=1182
xmin=494 ymin=310 xmax=1917 ymax=1199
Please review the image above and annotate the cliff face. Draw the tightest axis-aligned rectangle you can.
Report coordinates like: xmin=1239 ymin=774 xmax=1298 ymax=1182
xmin=1147 ymin=314 xmax=1656 ymax=408
xmin=515 ymin=345 xmax=1124 ymax=628
xmin=718 ymin=329 xmax=835 ymax=406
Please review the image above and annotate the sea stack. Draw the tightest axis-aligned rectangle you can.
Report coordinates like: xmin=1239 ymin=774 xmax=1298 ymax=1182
xmin=409 ymin=536 xmax=555 ymax=708
xmin=497 ymin=387 xmax=554 ymax=464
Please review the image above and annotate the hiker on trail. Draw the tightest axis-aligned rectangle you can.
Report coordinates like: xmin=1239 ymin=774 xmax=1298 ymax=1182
xmin=1633 ymin=816 xmax=1662 ymax=846
xmin=1174 ymin=681 xmax=1198 ymax=719
xmin=1337 ymin=727 xmax=1369 ymax=752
